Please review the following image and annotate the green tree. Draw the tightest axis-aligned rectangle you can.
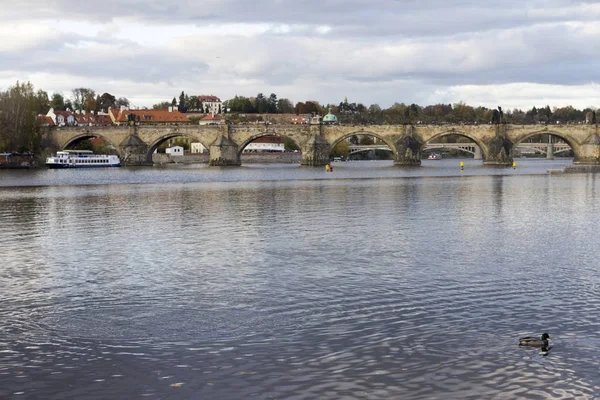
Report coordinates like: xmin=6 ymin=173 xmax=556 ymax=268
xmin=50 ymin=93 xmax=65 ymax=111
xmin=330 ymin=141 xmax=349 ymax=158
xmin=178 ymin=91 xmax=187 ymax=112
xmin=116 ymin=97 xmax=130 ymax=108
xmin=368 ymin=104 xmax=383 ymax=124
xmin=267 ymin=93 xmax=278 ymax=113
xmin=277 ymin=98 xmax=294 ymax=113
xmin=283 ymin=136 xmax=300 ymax=152
xmin=153 ymin=101 xmax=173 ymax=109
xmin=359 ymin=135 xmax=374 ymax=145
xmin=36 ymin=90 xmax=50 ymax=114
xmin=255 ymin=93 xmax=267 ymax=113
xmin=97 ymin=92 xmax=117 ymax=111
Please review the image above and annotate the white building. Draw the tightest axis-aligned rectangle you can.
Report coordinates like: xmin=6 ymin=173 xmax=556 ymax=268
xmin=243 ymin=136 xmax=285 ymax=153
xmin=197 ymin=95 xmax=222 ymax=115
xmin=190 ymin=143 xmax=207 ymax=153
xmin=46 ymin=108 xmax=76 ymax=126
xmin=165 ymin=146 xmax=184 ymax=155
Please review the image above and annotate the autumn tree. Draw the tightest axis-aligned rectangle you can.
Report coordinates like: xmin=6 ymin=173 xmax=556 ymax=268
xmin=72 ymin=88 xmax=96 ymax=111
xmin=0 ymin=81 xmax=42 ymax=152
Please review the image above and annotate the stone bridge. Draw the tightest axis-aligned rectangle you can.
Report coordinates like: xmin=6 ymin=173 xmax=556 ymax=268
xmin=42 ymin=122 xmax=600 ymax=167
xmin=350 ymin=142 xmax=572 ymax=160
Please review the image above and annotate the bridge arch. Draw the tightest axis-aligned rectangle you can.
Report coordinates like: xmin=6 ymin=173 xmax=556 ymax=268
xmin=423 ymin=130 xmax=487 ymax=160
xmin=512 ymin=129 xmax=579 ymax=149
xmin=330 ymin=131 xmax=399 ymax=156
xmin=425 ymin=130 xmax=486 ymax=151
xmin=237 ymin=132 xmax=300 ymax=156
xmin=423 ymin=143 xmax=477 ymax=156
xmin=512 ymin=129 xmax=578 ymax=159
xmin=62 ymin=132 xmax=121 ymax=157
xmin=146 ymin=131 xmax=210 ymax=163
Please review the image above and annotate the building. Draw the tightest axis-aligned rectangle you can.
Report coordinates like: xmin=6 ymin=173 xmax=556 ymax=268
xmin=291 ymin=115 xmax=310 ymax=124
xmin=322 ymin=108 xmax=338 ymax=125
xmin=190 ymin=143 xmax=208 ymax=153
xmin=109 ymin=107 xmax=191 ymax=125
xmin=37 ymin=115 xmax=55 ymax=127
xmin=196 ymin=95 xmax=222 ymax=115
xmin=165 ymin=146 xmax=184 ymax=155
xmin=46 ymin=108 xmax=75 ymax=126
xmin=243 ymin=136 xmax=285 ymax=153
xmin=199 ymin=113 xmax=224 ymax=125
xmin=72 ymin=111 xmax=112 ymax=126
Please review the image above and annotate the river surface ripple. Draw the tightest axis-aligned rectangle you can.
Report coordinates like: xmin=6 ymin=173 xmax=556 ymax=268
xmin=1 ymin=159 xmax=600 ymax=399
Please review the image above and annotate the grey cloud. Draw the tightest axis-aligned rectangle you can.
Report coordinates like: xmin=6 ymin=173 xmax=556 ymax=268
xmin=3 ymin=0 xmax=598 ymax=38
xmin=1 ymin=0 xmax=599 ymax=109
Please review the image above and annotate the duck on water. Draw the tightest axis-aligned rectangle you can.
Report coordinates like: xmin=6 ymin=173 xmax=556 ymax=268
xmin=519 ymin=333 xmax=551 ymax=347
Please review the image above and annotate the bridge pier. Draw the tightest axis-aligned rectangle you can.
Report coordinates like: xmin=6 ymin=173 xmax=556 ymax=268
xmin=119 ymin=132 xmax=153 ymax=166
xmin=546 ymin=144 xmax=554 ymax=160
xmin=301 ymin=135 xmax=330 ymax=166
xmin=474 ymin=146 xmax=483 ymax=160
xmin=394 ymin=136 xmax=421 ymax=167
xmin=209 ymin=135 xmax=241 ymax=166
xmin=569 ymin=134 xmax=600 ymax=169
xmin=482 ymin=135 xmax=513 ymax=166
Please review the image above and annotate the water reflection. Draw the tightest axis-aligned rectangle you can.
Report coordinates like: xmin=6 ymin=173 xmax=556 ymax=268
xmin=1 ymin=171 xmax=600 ymax=398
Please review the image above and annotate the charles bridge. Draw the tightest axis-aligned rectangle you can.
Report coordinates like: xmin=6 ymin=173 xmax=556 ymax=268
xmin=42 ymin=122 xmax=600 ymax=167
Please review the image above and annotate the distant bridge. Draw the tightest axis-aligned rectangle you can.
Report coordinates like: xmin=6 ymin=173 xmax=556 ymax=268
xmin=349 ymin=142 xmax=573 ymax=160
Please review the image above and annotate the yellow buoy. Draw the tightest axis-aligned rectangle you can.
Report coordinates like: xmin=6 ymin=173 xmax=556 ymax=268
xmin=513 ymin=161 xmax=517 ymax=169
xmin=325 ymin=164 xmax=330 ymax=172
xmin=460 ymin=161 xmax=464 ymax=170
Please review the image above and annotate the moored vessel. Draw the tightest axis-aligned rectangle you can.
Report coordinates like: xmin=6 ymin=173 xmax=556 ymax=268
xmin=427 ymin=153 xmax=442 ymax=160
xmin=46 ymin=150 xmax=120 ymax=168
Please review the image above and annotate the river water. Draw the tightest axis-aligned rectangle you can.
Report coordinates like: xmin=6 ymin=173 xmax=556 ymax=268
xmin=2 ymin=159 xmax=600 ymax=399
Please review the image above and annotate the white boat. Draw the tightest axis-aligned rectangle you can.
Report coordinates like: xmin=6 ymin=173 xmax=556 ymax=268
xmin=46 ymin=150 xmax=120 ymax=168
xmin=427 ymin=153 xmax=442 ymax=160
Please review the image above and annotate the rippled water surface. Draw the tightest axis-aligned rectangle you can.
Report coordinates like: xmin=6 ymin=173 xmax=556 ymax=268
xmin=2 ymin=159 xmax=600 ymax=399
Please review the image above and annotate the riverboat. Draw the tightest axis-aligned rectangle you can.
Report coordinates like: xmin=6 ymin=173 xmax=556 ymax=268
xmin=427 ymin=153 xmax=442 ymax=160
xmin=45 ymin=150 xmax=120 ymax=168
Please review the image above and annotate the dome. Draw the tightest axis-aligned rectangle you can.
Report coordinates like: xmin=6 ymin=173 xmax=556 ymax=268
xmin=322 ymin=107 xmax=338 ymax=124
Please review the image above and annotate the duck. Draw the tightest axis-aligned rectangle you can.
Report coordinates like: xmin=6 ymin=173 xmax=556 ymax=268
xmin=519 ymin=333 xmax=551 ymax=347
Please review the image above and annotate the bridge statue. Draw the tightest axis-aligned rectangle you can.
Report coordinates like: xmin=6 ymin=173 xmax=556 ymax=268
xmin=491 ymin=106 xmax=505 ymax=125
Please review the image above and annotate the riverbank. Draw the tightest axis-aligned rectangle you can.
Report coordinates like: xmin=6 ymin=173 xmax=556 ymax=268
xmin=152 ymin=152 xmax=302 ymax=164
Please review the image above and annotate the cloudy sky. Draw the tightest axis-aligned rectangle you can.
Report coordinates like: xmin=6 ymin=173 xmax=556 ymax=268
xmin=1 ymin=0 xmax=599 ymax=110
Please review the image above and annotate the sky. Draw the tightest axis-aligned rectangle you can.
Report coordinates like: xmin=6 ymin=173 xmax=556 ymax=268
xmin=1 ymin=0 xmax=600 ymax=110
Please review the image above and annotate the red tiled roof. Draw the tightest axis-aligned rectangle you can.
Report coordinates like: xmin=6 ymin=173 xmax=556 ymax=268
xmin=37 ymin=115 xmax=55 ymax=126
xmin=109 ymin=108 xmax=191 ymax=123
xmin=95 ymin=115 xmax=112 ymax=126
xmin=291 ymin=116 xmax=308 ymax=123
xmin=55 ymin=110 xmax=72 ymax=117
xmin=197 ymin=95 xmax=221 ymax=102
